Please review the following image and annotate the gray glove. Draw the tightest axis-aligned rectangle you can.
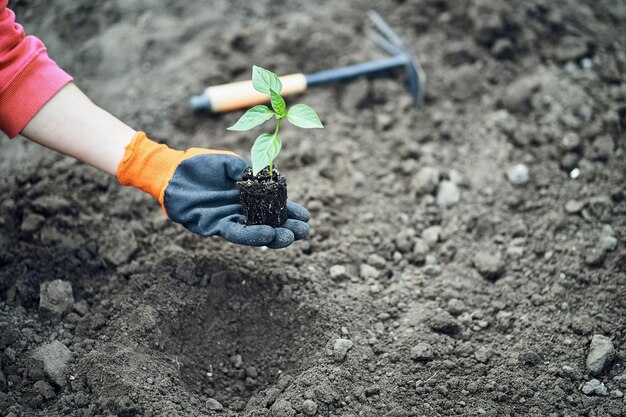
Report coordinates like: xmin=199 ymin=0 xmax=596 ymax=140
xmin=117 ymin=132 xmax=309 ymax=248
xmin=163 ymin=153 xmax=309 ymax=249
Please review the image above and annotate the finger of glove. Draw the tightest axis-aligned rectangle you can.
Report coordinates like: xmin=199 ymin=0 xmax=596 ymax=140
xmin=225 ymin=156 xmax=250 ymax=181
xmin=282 ymin=219 xmax=310 ymax=241
xmin=286 ymin=201 xmax=310 ymax=222
xmin=266 ymin=228 xmax=295 ymax=249
xmin=220 ymin=216 xmax=275 ymax=246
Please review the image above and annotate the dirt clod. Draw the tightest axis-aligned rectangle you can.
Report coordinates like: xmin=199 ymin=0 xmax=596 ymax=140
xmin=410 ymin=343 xmax=434 ymax=362
xmin=506 ymin=163 xmax=529 ymax=186
xmin=582 ymin=379 xmax=609 ymax=396
xmin=205 ymin=398 xmax=223 ymax=411
xmin=332 ymin=338 xmax=353 ymax=362
xmin=586 ymin=334 xmax=616 ymax=375
xmin=329 ymin=265 xmax=349 ymax=281
xmin=302 ymin=399 xmax=318 ymax=416
xmin=436 ymin=180 xmax=460 ymax=209
xmin=39 ymin=280 xmax=74 ymax=319
xmin=30 ymin=341 xmax=73 ymax=387
xmin=428 ymin=312 xmax=462 ymax=335
xmin=411 ymin=167 xmax=440 ymax=196
xmin=473 ymin=251 xmax=505 ymax=280
xmin=270 ymin=399 xmax=296 ymax=417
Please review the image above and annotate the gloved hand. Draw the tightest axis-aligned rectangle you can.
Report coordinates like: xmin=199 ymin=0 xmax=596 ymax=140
xmin=117 ymin=131 xmax=309 ymax=248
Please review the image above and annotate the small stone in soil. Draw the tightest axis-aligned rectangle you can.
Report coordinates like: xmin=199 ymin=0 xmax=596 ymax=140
xmin=395 ymin=228 xmax=415 ymax=253
xmin=599 ymin=225 xmax=617 ymax=252
xmin=506 ymin=164 xmax=529 ymax=186
xmin=474 ymin=346 xmax=492 ymax=363
xmin=584 ymin=246 xmax=607 ymax=267
xmin=302 ymin=399 xmax=318 ymax=416
xmin=230 ymin=354 xmax=243 ymax=368
xmin=473 ymin=251 xmax=504 ymax=280
xmin=422 ymin=226 xmax=441 ymax=246
xmin=500 ymin=76 xmax=538 ymax=113
xmin=410 ymin=343 xmax=434 ymax=362
xmin=555 ymin=35 xmax=590 ymax=62
xmin=565 ymin=199 xmax=585 ymax=214
xmin=582 ymin=379 xmax=608 ymax=396
xmin=519 ymin=351 xmax=543 ymax=366
xmin=586 ymin=334 xmax=615 ymax=375
xmin=329 ymin=265 xmax=349 ymax=281
xmin=100 ymin=225 xmax=138 ymax=266
xmin=561 ymin=132 xmax=582 ymax=151
xmin=246 ymin=366 xmax=258 ymax=378
xmin=491 ymin=38 xmax=513 ymax=58
xmin=74 ymin=300 xmax=89 ymax=316
xmin=436 ymin=181 xmax=460 ymax=208
xmin=31 ymin=195 xmax=71 ymax=215
xmin=33 ymin=380 xmax=55 ymax=400
xmin=206 ymin=398 xmax=223 ymax=411
xmin=447 ymin=298 xmax=466 ymax=316
xmin=429 ymin=312 xmax=462 ymax=335
xmin=367 ymin=254 xmax=387 ymax=268
xmin=270 ymin=399 xmax=296 ymax=417
xmin=20 ymin=213 xmax=45 ymax=233
xmin=411 ymin=167 xmax=440 ymax=196
xmin=410 ymin=238 xmax=429 ymax=264
xmin=39 ymin=280 xmax=74 ymax=319
xmin=591 ymin=135 xmax=614 ymax=161
xmin=333 ymin=338 xmax=353 ymax=362
xmin=360 ymin=264 xmax=380 ymax=280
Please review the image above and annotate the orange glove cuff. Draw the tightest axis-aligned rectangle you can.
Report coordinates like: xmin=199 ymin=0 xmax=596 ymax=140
xmin=116 ymin=131 xmax=238 ymax=211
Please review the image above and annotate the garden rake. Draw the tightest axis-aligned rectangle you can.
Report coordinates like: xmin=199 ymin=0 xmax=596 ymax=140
xmin=190 ymin=11 xmax=425 ymax=113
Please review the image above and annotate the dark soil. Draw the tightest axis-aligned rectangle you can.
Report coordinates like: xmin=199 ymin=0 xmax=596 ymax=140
xmin=1 ymin=0 xmax=625 ymax=416
xmin=237 ymin=167 xmax=288 ymax=227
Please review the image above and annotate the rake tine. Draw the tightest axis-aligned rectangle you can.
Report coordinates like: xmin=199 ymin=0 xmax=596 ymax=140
xmin=367 ymin=10 xmax=405 ymax=49
xmin=367 ymin=29 xmax=404 ymax=56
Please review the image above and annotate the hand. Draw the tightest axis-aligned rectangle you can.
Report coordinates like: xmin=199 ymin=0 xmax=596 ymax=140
xmin=117 ymin=132 xmax=310 ymax=248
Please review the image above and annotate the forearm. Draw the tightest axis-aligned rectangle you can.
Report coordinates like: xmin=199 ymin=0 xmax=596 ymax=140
xmin=21 ymin=83 xmax=136 ymax=176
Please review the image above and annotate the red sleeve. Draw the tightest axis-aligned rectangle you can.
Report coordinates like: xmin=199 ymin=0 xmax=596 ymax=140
xmin=0 ymin=0 xmax=72 ymax=138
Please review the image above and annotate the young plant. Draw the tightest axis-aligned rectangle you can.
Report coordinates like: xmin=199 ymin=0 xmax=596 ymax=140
xmin=228 ymin=65 xmax=323 ymax=176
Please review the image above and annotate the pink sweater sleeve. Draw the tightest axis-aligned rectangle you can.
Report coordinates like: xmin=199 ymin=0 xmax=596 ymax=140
xmin=0 ymin=0 xmax=72 ymax=138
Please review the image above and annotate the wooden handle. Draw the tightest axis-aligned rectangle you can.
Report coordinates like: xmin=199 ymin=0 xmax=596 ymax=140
xmin=204 ymin=73 xmax=308 ymax=113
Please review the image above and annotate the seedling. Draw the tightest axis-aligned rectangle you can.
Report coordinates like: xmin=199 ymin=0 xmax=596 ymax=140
xmin=229 ymin=66 xmax=323 ymax=227
xmin=228 ymin=65 xmax=323 ymax=176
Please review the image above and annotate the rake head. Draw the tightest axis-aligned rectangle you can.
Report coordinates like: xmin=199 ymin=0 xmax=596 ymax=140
xmin=367 ymin=10 xmax=425 ymax=106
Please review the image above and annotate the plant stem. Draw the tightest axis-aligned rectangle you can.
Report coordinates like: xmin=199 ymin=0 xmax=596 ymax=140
xmin=269 ymin=118 xmax=282 ymax=176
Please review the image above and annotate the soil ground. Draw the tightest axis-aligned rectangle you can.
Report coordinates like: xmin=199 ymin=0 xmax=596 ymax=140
xmin=1 ymin=0 xmax=625 ymax=416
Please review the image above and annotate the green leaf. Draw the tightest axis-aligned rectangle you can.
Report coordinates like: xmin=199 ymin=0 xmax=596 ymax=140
xmin=251 ymin=133 xmax=282 ymax=176
xmin=269 ymin=89 xmax=286 ymax=116
xmin=227 ymin=105 xmax=274 ymax=131
xmin=252 ymin=65 xmax=282 ymax=95
xmin=287 ymin=104 xmax=324 ymax=129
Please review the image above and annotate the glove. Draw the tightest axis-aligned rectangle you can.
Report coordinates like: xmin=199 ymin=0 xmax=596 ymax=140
xmin=117 ymin=131 xmax=310 ymax=248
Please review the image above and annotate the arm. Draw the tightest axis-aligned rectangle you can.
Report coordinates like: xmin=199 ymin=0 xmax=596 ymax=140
xmin=21 ymin=83 xmax=136 ymax=176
